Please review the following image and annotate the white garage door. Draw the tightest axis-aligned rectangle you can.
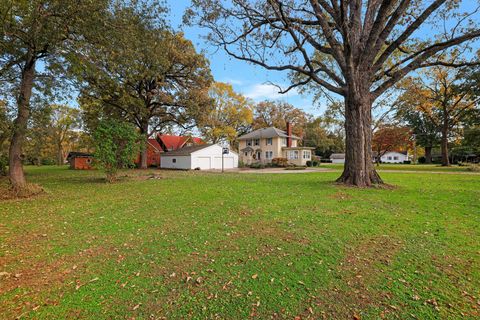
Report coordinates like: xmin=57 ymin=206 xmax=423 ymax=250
xmin=214 ymin=156 xmax=235 ymax=169
xmin=196 ymin=157 xmax=211 ymax=170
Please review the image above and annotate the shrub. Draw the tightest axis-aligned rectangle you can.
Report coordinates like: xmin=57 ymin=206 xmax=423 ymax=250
xmin=93 ymin=119 xmax=141 ymax=183
xmin=272 ymin=157 xmax=288 ymax=167
xmin=403 ymin=160 xmax=411 ymax=164
xmin=0 ymin=154 xmax=7 ymax=176
xmin=306 ymin=160 xmax=312 ymax=167
xmin=249 ymin=163 xmax=265 ymax=169
xmin=418 ymin=156 xmax=426 ymax=164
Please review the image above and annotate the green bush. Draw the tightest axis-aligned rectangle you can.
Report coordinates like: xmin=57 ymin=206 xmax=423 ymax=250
xmin=249 ymin=163 xmax=265 ymax=169
xmin=0 ymin=154 xmax=7 ymax=176
xmin=93 ymin=119 xmax=141 ymax=183
xmin=418 ymin=156 xmax=426 ymax=164
xmin=272 ymin=157 xmax=288 ymax=167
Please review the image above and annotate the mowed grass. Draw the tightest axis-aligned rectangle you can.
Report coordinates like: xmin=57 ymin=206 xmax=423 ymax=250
xmin=1 ymin=166 xmax=479 ymax=319
xmin=321 ymin=163 xmax=473 ymax=172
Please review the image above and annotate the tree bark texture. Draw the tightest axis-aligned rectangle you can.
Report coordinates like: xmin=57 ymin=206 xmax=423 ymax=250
xmin=441 ymin=124 xmax=450 ymax=166
xmin=9 ymin=58 xmax=36 ymax=190
xmin=424 ymin=146 xmax=432 ymax=164
xmin=139 ymin=122 xmax=148 ymax=169
xmin=336 ymin=86 xmax=383 ymax=187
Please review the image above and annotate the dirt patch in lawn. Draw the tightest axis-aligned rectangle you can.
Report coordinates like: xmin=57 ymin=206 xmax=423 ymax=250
xmin=307 ymin=235 xmax=403 ymax=319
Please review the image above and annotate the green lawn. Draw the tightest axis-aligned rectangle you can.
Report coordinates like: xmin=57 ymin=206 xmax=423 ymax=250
xmin=322 ymin=163 xmax=473 ymax=172
xmin=1 ymin=166 xmax=479 ymax=319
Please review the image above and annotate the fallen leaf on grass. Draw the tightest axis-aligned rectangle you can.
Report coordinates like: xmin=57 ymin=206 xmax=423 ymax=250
xmin=251 ymin=274 xmax=258 ymax=279
xmin=133 ymin=303 xmax=141 ymax=311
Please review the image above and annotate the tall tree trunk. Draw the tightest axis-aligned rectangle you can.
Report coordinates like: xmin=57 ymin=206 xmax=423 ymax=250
xmin=56 ymin=142 xmax=63 ymax=165
xmin=9 ymin=58 xmax=36 ymax=190
xmin=139 ymin=122 xmax=148 ymax=169
xmin=336 ymin=88 xmax=383 ymax=187
xmin=424 ymin=146 xmax=432 ymax=164
xmin=441 ymin=122 xmax=449 ymax=166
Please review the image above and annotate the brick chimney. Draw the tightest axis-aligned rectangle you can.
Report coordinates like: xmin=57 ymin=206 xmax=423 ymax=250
xmin=286 ymin=121 xmax=292 ymax=147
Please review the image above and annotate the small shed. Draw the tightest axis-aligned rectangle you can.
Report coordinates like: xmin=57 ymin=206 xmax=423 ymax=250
xmin=160 ymin=144 xmax=238 ymax=170
xmin=67 ymin=152 xmax=94 ymax=170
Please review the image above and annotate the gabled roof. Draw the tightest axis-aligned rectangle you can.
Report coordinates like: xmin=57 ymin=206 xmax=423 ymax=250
xmin=238 ymin=127 xmax=301 ymax=140
xmin=157 ymin=135 xmax=188 ymax=150
xmin=147 ymin=139 xmax=162 ymax=152
xmin=157 ymin=135 xmax=205 ymax=151
xmin=161 ymin=144 xmax=214 ymax=156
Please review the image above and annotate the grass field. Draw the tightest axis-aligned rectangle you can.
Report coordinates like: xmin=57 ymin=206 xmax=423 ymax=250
xmin=321 ymin=163 xmax=474 ymax=172
xmin=1 ymin=166 xmax=479 ymax=319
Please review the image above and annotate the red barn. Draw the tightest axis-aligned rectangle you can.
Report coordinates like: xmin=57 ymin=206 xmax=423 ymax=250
xmin=136 ymin=135 xmax=205 ymax=168
xmin=135 ymin=139 xmax=163 ymax=167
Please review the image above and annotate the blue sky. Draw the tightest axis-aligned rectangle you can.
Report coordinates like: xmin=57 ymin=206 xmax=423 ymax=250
xmin=168 ymin=1 xmax=322 ymax=116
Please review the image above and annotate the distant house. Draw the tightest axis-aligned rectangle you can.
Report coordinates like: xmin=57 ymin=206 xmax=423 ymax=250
xmin=238 ymin=122 xmax=314 ymax=166
xmin=160 ymin=144 xmax=238 ymax=170
xmin=330 ymin=153 xmax=346 ymax=164
xmin=379 ymin=151 xmax=409 ymax=163
xmin=135 ymin=134 xmax=205 ymax=167
xmin=330 ymin=151 xmax=409 ymax=164
xmin=67 ymin=152 xmax=94 ymax=170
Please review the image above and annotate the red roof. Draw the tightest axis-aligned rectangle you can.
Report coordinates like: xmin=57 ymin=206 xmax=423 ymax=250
xmin=147 ymin=139 xmax=162 ymax=152
xmin=157 ymin=135 xmax=188 ymax=151
xmin=191 ymin=137 xmax=205 ymax=145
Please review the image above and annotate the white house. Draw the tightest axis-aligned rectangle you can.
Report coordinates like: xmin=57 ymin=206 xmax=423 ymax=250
xmin=329 ymin=153 xmax=346 ymax=164
xmin=160 ymin=144 xmax=238 ymax=170
xmin=379 ymin=151 xmax=408 ymax=163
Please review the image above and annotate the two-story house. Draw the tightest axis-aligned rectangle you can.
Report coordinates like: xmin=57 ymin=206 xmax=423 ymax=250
xmin=238 ymin=123 xmax=314 ymax=166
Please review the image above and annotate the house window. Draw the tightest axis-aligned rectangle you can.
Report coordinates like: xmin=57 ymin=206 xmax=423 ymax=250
xmin=393 ymin=156 xmax=399 ymax=160
xmin=246 ymin=139 xmax=252 ymax=146
xmin=254 ymin=139 xmax=260 ymax=146
xmin=281 ymin=138 xmax=287 ymax=146
xmin=255 ymin=151 xmax=261 ymax=160
xmin=172 ymin=158 xmax=177 ymax=163
xmin=288 ymin=151 xmax=299 ymax=159
xmin=388 ymin=156 xmax=392 ymax=160
xmin=265 ymin=151 xmax=273 ymax=159
xmin=244 ymin=152 xmax=248 ymax=156
xmin=303 ymin=150 xmax=311 ymax=159
xmin=266 ymin=138 xmax=272 ymax=145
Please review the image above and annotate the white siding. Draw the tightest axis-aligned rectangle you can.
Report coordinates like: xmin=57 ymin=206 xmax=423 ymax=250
xmin=161 ymin=156 xmax=191 ymax=169
xmin=380 ymin=152 xmax=408 ymax=163
xmin=160 ymin=144 xmax=238 ymax=170
xmin=331 ymin=158 xmax=345 ymax=164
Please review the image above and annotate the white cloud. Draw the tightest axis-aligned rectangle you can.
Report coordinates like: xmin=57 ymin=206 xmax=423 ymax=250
xmin=220 ymin=78 xmax=245 ymax=86
xmin=243 ymin=83 xmax=299 ymax=100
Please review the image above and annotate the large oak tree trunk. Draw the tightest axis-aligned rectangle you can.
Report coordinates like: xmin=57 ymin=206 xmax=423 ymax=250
xmin=139 ymin=123 xmax=148 ymax=169
xmin=9 ymin=59 xmax=36 ymax=190
xmin=424 ymin=146 xmax=432 ymax=164
xmin=440 ymin=125 xmax=449 ymax=166
xmin=336 ymin=88 xmax=383 ymax=187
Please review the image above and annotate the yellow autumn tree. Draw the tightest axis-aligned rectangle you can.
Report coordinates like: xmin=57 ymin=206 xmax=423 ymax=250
xmin=400 ymin=66 xmax=478 ymax=166
xmin=199 ymin=82 xmax=253 ymax=149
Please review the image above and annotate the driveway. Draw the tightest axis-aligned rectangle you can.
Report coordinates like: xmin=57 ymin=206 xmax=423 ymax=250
xmin=235 ymin=167 xmax=332 ymax=174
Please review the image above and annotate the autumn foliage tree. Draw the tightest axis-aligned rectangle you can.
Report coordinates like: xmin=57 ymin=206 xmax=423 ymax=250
xmin=399 ymin=66 xmax=478 ymax=166
xmin=199 ymin=82 xmax=253 ymax=148
xmin=75 ymin=5 xmax=212 ymax=169
xmin=187 ymin=0 xmax=480 ymax=186
xmin=0 ymin=0 xmax=110 ymax=191
xmin=372 ymin=126 xmax=412 ymax=165
xmin=253 ymin=100 xmax=308 ymax=137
